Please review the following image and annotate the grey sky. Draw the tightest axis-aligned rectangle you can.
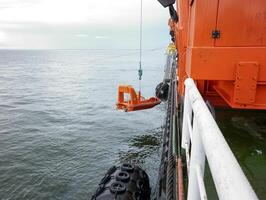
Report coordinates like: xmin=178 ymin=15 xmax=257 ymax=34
xmin=0 ymin=0 xmax=170 ymax=49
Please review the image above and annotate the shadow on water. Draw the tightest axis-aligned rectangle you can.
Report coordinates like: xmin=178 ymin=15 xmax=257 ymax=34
xmin=205 ymin=109 xmax=266 ymax=200
xmin=118 ymin=127 xmax=162 ymax=165
xmin=118 ymin=127 xmax=163 ymax=194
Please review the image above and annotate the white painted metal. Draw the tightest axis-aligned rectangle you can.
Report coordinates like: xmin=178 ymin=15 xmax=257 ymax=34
xmin=187 ymin=119 xmax=206 ymax=200
xmin=181 ymin=81 xmax=192 ymax=149
xmin=182 ymin=78 xmax=258 ymax=200
xmin=185 ymin=143 xmax=190 ymax=176
xmin=182 ymin=87 xmax=192 ymax=176
xmin=196 ymin=165 xmax=207 ymax=200
xmin=186 ymin=115 xmax=193 ymax=141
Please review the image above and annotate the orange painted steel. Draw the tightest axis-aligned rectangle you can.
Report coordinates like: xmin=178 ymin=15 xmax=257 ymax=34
xmin=116 ymin=85 xmax=161 ymax=112
xmin=171 ymin=0 xmax=266 ymax=109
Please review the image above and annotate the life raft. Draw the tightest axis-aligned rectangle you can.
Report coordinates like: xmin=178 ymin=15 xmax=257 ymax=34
xmin=116 ymin=85 xmax=161 ymax=112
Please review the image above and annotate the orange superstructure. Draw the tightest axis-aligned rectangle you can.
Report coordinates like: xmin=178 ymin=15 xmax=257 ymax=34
xmin=172 ymin=0 xmax=266 ymax=109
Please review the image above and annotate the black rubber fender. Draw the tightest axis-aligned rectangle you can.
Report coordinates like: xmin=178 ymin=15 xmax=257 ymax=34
xmin=91 ymin=163 xmax=150 ymax=200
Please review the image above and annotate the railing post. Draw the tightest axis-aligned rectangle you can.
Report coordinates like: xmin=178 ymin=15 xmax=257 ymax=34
xmin=181 ymin=82 xmax=192 ymax=149
xmin=187 ymin=117 xmax=206 ymax=200
xmin=184 ymin=78 xmax=258 ymax=200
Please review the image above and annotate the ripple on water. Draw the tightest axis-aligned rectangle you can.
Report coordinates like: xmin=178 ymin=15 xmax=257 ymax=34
xmin=0 ymin=50 xmax=165 ymax=200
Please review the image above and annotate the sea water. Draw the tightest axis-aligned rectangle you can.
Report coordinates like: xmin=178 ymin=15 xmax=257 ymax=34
xmin=0 ymin=50 xmax=265 ymax=200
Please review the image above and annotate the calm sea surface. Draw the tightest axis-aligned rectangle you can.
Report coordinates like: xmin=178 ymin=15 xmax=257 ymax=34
xmin=0 ymin=50 xmax=265 ymax=200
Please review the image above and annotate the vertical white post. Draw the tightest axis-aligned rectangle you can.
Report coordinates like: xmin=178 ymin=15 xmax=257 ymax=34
xmin=187 ymin=118 xmax=206 ymax=200
xmin=196 ymin=166 xmax=208 ymax=200
xmin=181 ymin=84 xmax=192 ymax=149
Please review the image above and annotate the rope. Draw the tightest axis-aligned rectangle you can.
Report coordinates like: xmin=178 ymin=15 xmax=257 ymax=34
xmin=138 ymin=0 xmax=143 ymax=96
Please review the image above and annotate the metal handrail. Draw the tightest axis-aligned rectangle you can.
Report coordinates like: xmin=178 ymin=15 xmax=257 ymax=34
xmin=181 ymin=78 xmax=258 ymax=200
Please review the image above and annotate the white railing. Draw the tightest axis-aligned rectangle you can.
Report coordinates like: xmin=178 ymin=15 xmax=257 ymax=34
xmin=181 ymin=78 xmax=258 ymax=200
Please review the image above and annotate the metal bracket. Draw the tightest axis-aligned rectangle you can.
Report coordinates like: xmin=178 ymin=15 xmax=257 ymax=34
xmin=234 ymin=62 xmax=259 ymax=105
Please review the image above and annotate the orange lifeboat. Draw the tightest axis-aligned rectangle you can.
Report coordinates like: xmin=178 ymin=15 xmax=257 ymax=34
xmin=116 ymin=85 xmax=161 ymax=112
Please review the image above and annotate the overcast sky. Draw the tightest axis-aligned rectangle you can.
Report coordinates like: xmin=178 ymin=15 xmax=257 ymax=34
xmin=0 ymin=0 xmax=170 ymax=49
